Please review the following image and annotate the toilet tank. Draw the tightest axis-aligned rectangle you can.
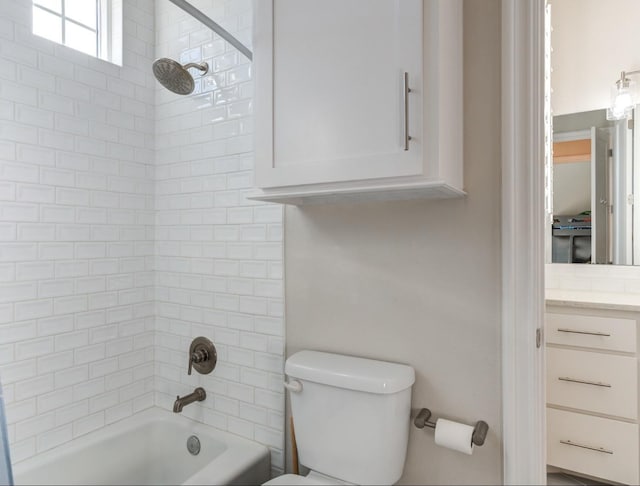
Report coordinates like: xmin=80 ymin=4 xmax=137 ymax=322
xmin=286 ymin=351 xmax=415 ymax=485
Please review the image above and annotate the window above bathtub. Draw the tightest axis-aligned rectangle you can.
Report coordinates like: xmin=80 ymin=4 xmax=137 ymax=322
xmin=32 ymin=0 xmax=123 ymax=65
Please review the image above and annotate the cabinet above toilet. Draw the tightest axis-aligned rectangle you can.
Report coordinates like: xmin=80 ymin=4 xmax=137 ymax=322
xmin=250 ymin=0 xmax=464 ymax=205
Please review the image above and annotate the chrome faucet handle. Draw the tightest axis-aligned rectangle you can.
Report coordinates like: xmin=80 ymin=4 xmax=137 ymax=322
xmin=187 ymin=337 xmax=217 ymax=375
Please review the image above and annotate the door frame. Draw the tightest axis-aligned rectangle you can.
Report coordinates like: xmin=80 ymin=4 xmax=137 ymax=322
xmin=501 ymin=0 xmax=546 ymax=483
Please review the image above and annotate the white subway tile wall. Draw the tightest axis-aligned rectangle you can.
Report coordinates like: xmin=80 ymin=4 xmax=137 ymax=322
xmin=546 ymin=263 xmax=640 ymax=294
xmin=0 ymin=0 xmax=156 ymax=464
xmin=1 ymin=0 xmax=284 ymax=476
xmin=154 ymin=0 xmax=284 ymax=475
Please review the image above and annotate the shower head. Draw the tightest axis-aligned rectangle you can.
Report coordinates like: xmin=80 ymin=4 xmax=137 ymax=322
xmin=152 ymin=58 xmax=209 ymax=95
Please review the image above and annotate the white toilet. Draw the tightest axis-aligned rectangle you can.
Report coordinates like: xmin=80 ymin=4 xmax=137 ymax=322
xmin=265 ymin=350 xmax=415 ymax=485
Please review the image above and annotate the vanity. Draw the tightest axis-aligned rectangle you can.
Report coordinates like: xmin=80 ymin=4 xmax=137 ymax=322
xmin=546 ymin=291 xmax=640 ymax=485
xmin=542 ymin=1 xmax=640 ymax=482
xmin=545 ymin=55 xmax=640 ymax=486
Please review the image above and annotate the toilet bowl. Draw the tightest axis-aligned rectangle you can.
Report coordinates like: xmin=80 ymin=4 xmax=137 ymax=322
xmin=264 ymin=471 xmax=350 ymax=485
xmin=263 ymin=350 xmax=415 ymax=485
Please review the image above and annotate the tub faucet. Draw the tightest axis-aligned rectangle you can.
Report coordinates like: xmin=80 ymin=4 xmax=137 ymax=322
xmin=173 ymin=387 xmax=206 ymax=413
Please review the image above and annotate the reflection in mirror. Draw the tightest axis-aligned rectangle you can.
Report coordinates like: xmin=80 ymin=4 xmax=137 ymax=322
xmin=550 ymin=108 xmax=637 ymax=265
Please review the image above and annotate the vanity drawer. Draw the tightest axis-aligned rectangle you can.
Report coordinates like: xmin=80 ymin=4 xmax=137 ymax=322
xmin=547 ymin=347 xmax=638 ymax=419
xmin=546 ymin=313 xmax=636 ymax=353
xmin=547 ymin=408 xmax=639 ymax=485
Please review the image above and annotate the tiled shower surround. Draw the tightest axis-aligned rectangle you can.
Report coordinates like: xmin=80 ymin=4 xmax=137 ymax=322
xmin=0 ymin=0 xmax=156 ymax=463
xmin=154 ymin=0 xmax=285 ymax=474
xmin=0 ymin=0 xmax=285 ymax=475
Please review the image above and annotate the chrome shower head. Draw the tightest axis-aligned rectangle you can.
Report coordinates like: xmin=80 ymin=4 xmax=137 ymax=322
xmin=152 ymin=58 xmax=209 ymax=95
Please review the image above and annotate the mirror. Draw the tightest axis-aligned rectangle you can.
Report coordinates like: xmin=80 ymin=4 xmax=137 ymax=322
xmin=550 ymin=108 xmax=638 ymax=265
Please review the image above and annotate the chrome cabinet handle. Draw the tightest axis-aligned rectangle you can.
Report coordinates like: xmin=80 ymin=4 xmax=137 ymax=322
xmin=560 ymin=439 xmax=613 ymax=455
xmin=558 ymin=377 xmax=611 ymax=388
xmin=403 ymin=72 xmax=412 ymax=151
xmin=557 ymin=328 xmax=611 ymax=337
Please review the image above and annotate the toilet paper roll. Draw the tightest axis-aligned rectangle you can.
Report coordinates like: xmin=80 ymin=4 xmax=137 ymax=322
xmin=434 ymin=418 xmax=475 ymax=455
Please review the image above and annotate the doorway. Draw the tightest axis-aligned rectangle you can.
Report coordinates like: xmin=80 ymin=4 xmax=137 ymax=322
xmin=501 ymin=0 xmax=546 ymax=483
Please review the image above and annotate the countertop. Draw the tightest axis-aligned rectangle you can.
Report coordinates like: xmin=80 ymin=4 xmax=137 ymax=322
xmin=546 ymin=289 xmax=640 ymax=312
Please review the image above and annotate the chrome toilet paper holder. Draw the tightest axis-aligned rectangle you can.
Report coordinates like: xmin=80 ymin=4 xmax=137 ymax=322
xmin=413 ymin=408 xmax=489 ymax=447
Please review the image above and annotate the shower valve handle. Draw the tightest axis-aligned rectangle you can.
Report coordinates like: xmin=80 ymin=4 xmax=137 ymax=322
xmin=187 ymin=337 xmax=217 ymax=376
xmin=188 ymin=349 xmax=208 ymax=375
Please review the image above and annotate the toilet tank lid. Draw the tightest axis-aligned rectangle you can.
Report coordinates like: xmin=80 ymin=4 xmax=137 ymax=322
xmin=285 ymin=350 xmax=415 ymax=394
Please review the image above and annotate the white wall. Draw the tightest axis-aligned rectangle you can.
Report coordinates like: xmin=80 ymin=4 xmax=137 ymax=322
xmin=551 ymin=0 xmax=640 ymax=115
xmin=284 ymin=2 xmax=502 ymax=483
xmin=154 ymin=0 xmax=285 ymax=476
xmin=553 ymin=161 xmax=591 ymax=215
xmin=0 ymin=0 xmax=156 ymax=463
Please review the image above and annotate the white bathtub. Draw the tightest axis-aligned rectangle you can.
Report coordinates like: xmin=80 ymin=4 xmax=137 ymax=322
xmin=12 ymin=408 xmax=270 ymax=485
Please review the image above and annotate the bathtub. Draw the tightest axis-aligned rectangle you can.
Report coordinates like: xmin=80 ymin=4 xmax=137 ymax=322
xmin=12 ymin=408 xmax=270 ymax=485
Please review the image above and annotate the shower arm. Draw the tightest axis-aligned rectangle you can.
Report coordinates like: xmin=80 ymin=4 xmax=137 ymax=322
xmin=168 ymin=0 xmax=253 ymax=62
xmin=183 ymin=62 xmax=208 ymax=72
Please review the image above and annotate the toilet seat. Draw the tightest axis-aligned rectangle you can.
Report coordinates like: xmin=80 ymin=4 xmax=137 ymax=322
xmin=263 ymin=471 xmax=352 ymax=485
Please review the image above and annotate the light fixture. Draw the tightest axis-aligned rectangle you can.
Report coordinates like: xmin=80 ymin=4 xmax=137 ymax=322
xmin=607 ymin=70 xmax=640 ymax=120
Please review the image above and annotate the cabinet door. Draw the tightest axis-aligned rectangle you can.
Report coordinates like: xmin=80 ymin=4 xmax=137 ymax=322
xmin=546 ymin=347 xmax=638 ymax=420
xmin=547 ymin=408 xmax=640 ymax=485
xmin=255 ymin=0 xmax=423 ymax=188
xmin=545 ymin=312 xmax=637 ymax=353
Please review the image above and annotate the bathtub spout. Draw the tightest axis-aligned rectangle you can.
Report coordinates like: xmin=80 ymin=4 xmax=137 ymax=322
xmin=173 ymin=387 xmax=206 ymax=413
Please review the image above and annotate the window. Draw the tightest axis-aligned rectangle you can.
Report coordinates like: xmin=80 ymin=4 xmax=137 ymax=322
xmin=32 ymin=0 xmax=122 ymax=65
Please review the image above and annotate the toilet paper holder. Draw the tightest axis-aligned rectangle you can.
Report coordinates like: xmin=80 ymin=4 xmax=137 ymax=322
xmin=413 ymin=408 xmax=489 ymax=447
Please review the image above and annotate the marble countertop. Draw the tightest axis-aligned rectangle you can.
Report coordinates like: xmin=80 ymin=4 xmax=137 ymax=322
xmin=546 ymin=289 xmax=640 ymax=311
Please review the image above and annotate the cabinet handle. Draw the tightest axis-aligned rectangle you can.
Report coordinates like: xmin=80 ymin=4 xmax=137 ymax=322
xmin=557 ymin=328 xmax=611 ymax=337
xmin=560 ymin=439 xmax=613 ymax=455
xmin=403 ymin=72 xmax=412 ymax=151
xmin=558 ymin=377 xmax=611 ymax=388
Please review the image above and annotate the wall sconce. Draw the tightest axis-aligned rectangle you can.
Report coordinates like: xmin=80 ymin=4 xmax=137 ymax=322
xmin=607 ymin=70 xmax=640 ymax=120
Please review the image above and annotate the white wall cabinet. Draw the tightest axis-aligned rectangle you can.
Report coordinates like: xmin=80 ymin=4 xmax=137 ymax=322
xmin=251 ymin=0 xmax=463 ymax=205
xmin=545 ymin=307 xmax=640 ymax=485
